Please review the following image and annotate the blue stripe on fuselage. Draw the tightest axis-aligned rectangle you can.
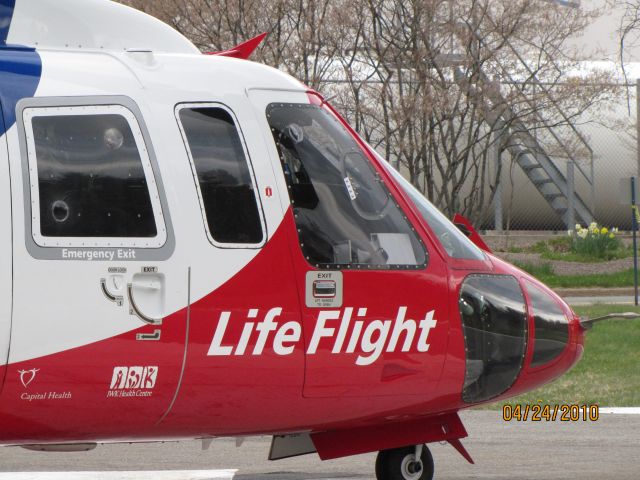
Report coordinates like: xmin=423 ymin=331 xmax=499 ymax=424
xmin=0 ymin=0 xmax=16 ymax=45
xmin=0 ymin=48 xmax=42 ymax=133
xmin=0 ymin=0 xmax=42 ymax=136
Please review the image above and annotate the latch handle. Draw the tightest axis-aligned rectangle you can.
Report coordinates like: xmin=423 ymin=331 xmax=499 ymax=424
xmin=136 ymin=329 xmax=161 ymax=341
xmin=128 ymin=283 xmax=162 ymax=325
xmin=100 ymin=278 xmax=123 ymax=306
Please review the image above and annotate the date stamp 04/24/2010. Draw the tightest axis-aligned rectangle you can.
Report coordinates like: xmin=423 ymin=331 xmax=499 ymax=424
xmin=503 ymin=404 xmax=600 ymax=422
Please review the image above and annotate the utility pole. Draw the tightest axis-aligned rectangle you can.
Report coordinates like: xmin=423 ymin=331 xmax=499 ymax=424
xmin=637 ymin=79 xmax=640 ymax=181
xmin=567 ymin=162 xmax=575 ymax=231
xmin=493 ymin=118 xmax=505 ymax=232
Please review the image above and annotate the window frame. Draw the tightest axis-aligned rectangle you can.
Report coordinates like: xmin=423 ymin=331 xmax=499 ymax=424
xmin=175 ymin=102 xmax=266 ymax=249
xmin=23 ymin=104 xmax=168 ymax=248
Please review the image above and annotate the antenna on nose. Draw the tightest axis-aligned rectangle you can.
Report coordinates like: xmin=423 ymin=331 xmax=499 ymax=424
xmin=579 ymin=312 xmax=640 ymax=330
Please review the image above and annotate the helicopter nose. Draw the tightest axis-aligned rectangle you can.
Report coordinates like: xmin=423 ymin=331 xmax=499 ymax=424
xmin=462 ymin=255 xmax=586 ymax=403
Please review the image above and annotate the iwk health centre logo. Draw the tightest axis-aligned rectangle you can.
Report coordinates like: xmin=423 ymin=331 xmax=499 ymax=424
xmin=108 ymin=366 xmax=158 ymax=398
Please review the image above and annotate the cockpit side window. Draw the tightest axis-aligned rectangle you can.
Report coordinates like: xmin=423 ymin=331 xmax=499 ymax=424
xmin=460 ymin=274 xmax=528 ymax=403
xmin=378 ymin=159 xmax=486 ymax=261
xmin=266 ymin=103 xmax=427 ymax=269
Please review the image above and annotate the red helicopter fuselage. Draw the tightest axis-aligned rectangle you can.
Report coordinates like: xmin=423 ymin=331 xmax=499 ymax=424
xmin=0 ymin=0 xmax=585 ymax=472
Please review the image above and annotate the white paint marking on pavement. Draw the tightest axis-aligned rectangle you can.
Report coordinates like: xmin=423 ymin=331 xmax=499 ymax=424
xmin=0 ymin=471 xmax=236 ymax=480
xmin=600 ymin=407 xmax=640 ymax=414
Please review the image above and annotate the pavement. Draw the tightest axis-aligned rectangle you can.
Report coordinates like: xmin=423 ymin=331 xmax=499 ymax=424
xmin=0 ymin=410 xmax=638 ymax=479
xmin=550 ymin=287 xmax=639 ymax=305
xmin=554 ymin=287 xmax=636 ymax=298
xmin=563 ymin=295 xmax=637 ymax=305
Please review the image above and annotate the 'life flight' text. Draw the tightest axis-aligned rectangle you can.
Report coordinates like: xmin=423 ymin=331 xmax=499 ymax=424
xmin=207 ymin=307 xmax=437 ymax=366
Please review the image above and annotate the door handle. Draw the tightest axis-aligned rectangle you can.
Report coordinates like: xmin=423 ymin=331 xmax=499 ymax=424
xmin=100 ymin=278 xmax=124 ymax=306
xmin=312 ymin=280 xmax=336 ymax=298
xmin=128 ymin=283 xmax=163 ymax=325
xmin=131 ymin=281 xmax=162 ymax=291
xmin=136 ymin=329 xmax=162 ymax=341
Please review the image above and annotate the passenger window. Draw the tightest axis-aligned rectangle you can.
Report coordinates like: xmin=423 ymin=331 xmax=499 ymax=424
xmin=525 ymin=281 xmax=569 ymax=367
xmin=178 ymin=106 xmax=264 ymax=246
xmin=266 ymin=103 xmax=426 ymax=269
xmin=24 ymin=106 xmax=166 ymax=247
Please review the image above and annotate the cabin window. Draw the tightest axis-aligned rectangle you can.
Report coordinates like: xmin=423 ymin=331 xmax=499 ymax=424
xmin=525 ymin=281 xmax=569 ymax=367
xmin=177 ymin=105 xmax=265 ymax=246
xmin=266 ymin=103 xmax=426 ymax=269
xmin=23 ymin=105 xmax=167 ymax=248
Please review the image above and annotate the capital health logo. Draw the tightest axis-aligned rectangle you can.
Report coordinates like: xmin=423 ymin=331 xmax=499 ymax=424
xmin=18 ymin=368 xmax=40 ymax=388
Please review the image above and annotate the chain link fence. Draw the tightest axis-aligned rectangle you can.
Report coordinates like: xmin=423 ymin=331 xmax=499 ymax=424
xmin=485 ymin=82 xmax=637 ymax=233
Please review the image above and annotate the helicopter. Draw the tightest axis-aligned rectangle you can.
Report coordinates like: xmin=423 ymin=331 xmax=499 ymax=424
xmin=0 ymin=1 xmax=629 ymax=479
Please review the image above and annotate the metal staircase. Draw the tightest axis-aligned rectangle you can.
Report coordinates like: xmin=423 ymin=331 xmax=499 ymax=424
xmin=482 ymin=76 xmax=594 ymax=227
xmin=450 ymin=23 xmax=596 ymax=228
xmin=510 ymin=143 xmax=593 ymax=227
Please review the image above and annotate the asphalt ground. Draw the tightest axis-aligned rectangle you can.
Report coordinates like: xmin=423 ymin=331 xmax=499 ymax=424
xmin=0 ymin=410 xmax=638 ymax=479
xmin=563 ymin=295 xmax=637 ymax=305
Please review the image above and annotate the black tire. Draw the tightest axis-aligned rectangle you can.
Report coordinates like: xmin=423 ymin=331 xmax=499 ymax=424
xmin=375 ymin=445 xmax=434 ymax=480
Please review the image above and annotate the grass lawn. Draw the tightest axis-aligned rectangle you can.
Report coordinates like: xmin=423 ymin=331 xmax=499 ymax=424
xmin=491 ymin=304 xmax=640 ymax=409
xmin=515 ymin=263 xmax=636 ymax=289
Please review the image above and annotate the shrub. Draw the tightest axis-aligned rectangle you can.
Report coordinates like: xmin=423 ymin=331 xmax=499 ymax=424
xmin=569 ymin=223 xmax=621 ymax=259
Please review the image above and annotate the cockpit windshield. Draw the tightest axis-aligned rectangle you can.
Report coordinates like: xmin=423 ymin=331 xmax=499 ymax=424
xmin=377 ymin=158 xmax=486 ymax=261
xmin=267 ymin=103 xmax=427 ymax=269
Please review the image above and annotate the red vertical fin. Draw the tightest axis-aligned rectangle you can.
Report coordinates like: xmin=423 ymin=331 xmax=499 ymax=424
xmin=204 ymin=32 xmax=267 ymax=59
xmin=453 ymin=213 xmax=492 ymax=253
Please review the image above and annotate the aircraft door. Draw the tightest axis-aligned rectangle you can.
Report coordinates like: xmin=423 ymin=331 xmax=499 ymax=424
xmin=0 ymin=107 xmax=9 ymax=395
xmin=0 ymin=99 xmax=187 ymax=440
xmin=251 ymin=89 xmax=450 ymax=398
xmin=159 ymin=99 xmax=305 ymax=434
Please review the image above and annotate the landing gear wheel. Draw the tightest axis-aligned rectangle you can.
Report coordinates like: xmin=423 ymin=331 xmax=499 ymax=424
xmin=375 ymin=445 xmax=434 ymax=480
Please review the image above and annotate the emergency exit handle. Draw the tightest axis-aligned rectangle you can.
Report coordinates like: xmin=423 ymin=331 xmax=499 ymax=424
xmin=128 ymin=272 xmax=165 ymax=325
xmin=132 ymin=278 xmax=162 ymax=291
xmin=313 ymin=280 xmax=336 ymax=298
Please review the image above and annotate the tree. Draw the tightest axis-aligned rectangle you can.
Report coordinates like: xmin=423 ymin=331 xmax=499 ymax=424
xmin=121 ymin=0 xmax=615 ymax=226
xmin=333 ymin=1 xmax=615 ymax=224
xmin=121 ymin=0 xmax=345 ymax=89
xmin=613 ymin=0 xmax=640 ymax=113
